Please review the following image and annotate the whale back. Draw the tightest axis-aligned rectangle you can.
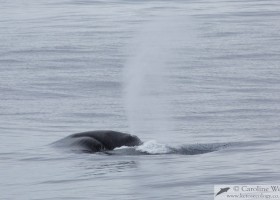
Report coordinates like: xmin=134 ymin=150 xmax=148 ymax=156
xmin=63 ymin=130 xmax=142 ymax=152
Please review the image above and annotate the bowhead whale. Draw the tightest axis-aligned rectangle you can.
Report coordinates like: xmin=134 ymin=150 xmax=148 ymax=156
xmin=53 ymin=130 xmax=230 ymax=155
xmin=53 ymin=130 xmax=142 ymax=153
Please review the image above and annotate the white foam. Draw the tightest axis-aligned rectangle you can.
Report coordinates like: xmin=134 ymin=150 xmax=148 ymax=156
xmin=136 ymin=140 xmax=170 ymax=154
xmin=114 ymin=146 xmax=134 ymax=150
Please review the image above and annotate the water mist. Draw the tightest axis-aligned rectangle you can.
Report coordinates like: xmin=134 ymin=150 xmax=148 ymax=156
xmin=123 ymin=16 xmax=194 ymax=142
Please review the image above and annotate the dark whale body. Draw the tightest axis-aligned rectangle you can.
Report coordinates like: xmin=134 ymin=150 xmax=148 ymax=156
xmin=54 ymin=130 xmax=142 ymax=153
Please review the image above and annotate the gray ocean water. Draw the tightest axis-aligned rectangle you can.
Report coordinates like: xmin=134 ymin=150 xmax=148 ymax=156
xmin=1 ymin=0 xmax=280 ymax=199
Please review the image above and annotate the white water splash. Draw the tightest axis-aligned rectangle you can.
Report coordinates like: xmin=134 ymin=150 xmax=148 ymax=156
xmin=136 ymin=140 xmax=170 ymax=154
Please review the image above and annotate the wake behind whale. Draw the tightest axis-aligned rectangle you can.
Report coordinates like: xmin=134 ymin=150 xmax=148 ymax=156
xmin=105 ymin=141 xmax=229 ymax=156
xmin=53 ymin=130 xmax=229 ymax=155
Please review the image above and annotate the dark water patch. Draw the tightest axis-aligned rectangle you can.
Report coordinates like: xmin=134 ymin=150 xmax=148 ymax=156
xmin=40 ymin=178 xmax=92 ymax=185
xmin=0 ymin=59 xmax=21 ymax=64
xmin=70 ymin=112 xmax=121 ymax=118
xmin=19 ymin=156 xmax=71 ymax=162
xmin=1 ymin=48 xmax=94 ymax=57
xmin=169 ymin=143 xmax=229 ymax=155
xmin=59 ymin=0 xmax=111 ymax=6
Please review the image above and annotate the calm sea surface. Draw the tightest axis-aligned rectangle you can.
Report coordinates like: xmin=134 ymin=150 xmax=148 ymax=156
xmin=1 ymin=0 xmax=280 ymax=199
